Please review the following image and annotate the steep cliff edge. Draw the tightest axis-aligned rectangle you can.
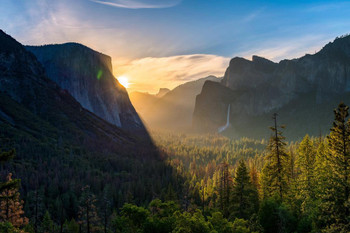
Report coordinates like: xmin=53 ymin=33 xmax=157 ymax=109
xmin=26 ymin=44 xmax=144 ymax=132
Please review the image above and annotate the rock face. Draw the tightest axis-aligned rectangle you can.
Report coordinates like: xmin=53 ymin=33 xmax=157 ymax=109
xmin=193 ymin=35 xmax=350 ymax=139
xmin=0 ymin=29 xmax=136 ymax=149
xmin=26 ymin=44 xmax=144 ymax=132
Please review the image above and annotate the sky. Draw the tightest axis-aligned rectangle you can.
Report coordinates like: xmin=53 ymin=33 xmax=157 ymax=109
xmin=1 ymin=0 xmax=350 ymax=93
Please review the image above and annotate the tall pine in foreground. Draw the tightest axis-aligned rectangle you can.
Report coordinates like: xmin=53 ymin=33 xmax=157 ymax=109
xmin=297 ymin=135 xmax=316 ymax=202
xmin=78 ymin=185 xmax=100 ymax=233
xmin=0 ymin=173 xmax=28 ymax=228
xmin=261 ymin=113 xmax=290 ymax=201
xmin=0 ymin=148 xmax=28 ymax=231
xmin=217 ymin=162 xmax=232 ymax=218
xmin=231 ymin=160 xmax=259 ymax=220
xmin=321 ymin=102 xmax=350 ymax=232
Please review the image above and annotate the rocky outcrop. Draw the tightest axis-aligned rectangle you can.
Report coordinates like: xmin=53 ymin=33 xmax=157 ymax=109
xmin=193 ymin=80 xmax=239 ymax=131
xmin=193 ymin=35 xmax=350 ymax=139
xmin=26 ymin=43 xmax=144 ymax=132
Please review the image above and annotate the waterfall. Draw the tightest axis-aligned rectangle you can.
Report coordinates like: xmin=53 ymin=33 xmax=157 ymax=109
xmin=218 ymin=104 xmax=230 ymax=133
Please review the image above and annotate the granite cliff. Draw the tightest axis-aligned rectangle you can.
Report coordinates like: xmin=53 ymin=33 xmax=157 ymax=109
xmin=26 ymin=44 xmax=144 ymax=132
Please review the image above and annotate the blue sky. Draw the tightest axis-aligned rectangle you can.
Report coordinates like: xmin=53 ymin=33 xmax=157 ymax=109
xmin=1 ymin=0 xmax=350 ymax=93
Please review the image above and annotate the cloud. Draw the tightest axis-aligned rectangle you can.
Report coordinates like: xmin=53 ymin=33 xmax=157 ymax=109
xmin=115 ymin=54 xmax=230 ymax=93
xmin=90 ymin=0 xmax=181 ymax=9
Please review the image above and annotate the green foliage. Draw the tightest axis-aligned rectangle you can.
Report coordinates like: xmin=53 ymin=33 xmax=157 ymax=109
xmin=232 ymin=218 xmax=251 ymax=233
xmin=3 ymin=96 xmax=350 ymax=232
xmin=120 ymin=203 xmax=150 ymax=229
xmin=63 ymin=219 xmax=79 ymax=233
xmin=207 ymin=212 xmax=234 ymax=233
xmin=261 ymin=114 xmax=290 ymax=200
xmin=258 ymin=198 xmax=296 ymax=233
xmin=0 ymin=149 xmax=15 ymax=163
xmin=231 ymin=160 xmax=259 ymax=220
xmin=297 ymin=134 xmax=316 ymax=199
xmin=0 ymin=222 xmax=20 ymax=233
xmin=41 ymin=211 xmax=53 ymax=233
xmin=172 ymin=209 xmax=211 ymax=233
xmin=318 ymin=102 xmax=350 ymax=231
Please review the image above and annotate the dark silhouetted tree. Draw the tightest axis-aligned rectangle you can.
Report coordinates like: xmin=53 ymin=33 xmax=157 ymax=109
xmin=261 ymin=113 xmax=290 ymax=201
xmin=231 ymin=160 xmax=259 ymax=220
xmin=78 ymin=186 xmax=99 ymax=233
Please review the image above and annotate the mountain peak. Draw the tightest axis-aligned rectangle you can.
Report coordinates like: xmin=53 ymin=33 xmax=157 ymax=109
xmin=318 ymin=33 xmax=350 ymax=57
xmin=252 ymin=55 xmax=275 ymax=64
xmin=155 ymin=88 xmax=170 ymax=98
xmin=0 ymin=29 xmax=23 ymax=52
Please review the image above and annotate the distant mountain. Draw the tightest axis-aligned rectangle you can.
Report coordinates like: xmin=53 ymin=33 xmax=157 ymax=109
xmin=155 ymin=88 xmax=170 ymax=98
xmin=130 ymin=75 xmax=221 ymax=131
xmin=193 ymin=35 xmax=350 ymax=139
xmin=129 ymin=91 xmax=158 ymax=115
xmin=26 ymin=43 xmax=144 ymax=132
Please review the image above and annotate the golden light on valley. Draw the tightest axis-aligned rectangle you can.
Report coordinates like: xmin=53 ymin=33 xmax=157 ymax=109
xmin=117 ymin=76 xmax=130 ymax=88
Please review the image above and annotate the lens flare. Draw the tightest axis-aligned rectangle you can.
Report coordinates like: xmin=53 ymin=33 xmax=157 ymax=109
xmin=117 ymin=76 xmax=129 ymax=88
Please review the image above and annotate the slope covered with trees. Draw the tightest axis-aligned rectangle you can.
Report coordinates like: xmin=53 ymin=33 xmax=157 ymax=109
xmin=2 ymin=102 xmax=350 ymax=232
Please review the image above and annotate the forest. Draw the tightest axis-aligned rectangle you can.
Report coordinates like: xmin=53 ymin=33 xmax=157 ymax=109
xmin=0 ymin=102 xmax=349 ymax=233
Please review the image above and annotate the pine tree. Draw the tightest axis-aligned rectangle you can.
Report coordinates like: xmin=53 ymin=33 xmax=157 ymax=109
xmin=217 ymin=162 xmax=232 ymax=218
xmin=297 ymin=135 xmax=316 ymax=200
xmin=78 ymin=186 xmax=100 ymax=233
xmin=231 ymin=160 xmax=259 ymax=220
xmin=261 ymin=113 xmax=290 ymax=201
xmin=322 ymin=102 xmax=350 ymax=231
xmin=0 ymin=173 xmax=28 ymax=228
xmin=41 ymin=211 xmax=54 ymax=233
xmin=249 ymin=165 xmax=260 ymax=194
xmin=100 ymin=186 xmax=112 ymax=233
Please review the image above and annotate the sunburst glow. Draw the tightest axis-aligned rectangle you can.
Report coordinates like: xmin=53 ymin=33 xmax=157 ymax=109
xmin=117 ymin=76 xmax=130 ymax=88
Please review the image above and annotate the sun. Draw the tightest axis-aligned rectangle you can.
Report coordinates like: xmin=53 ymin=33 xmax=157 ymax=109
xmin=117 ymin=76 xmax=129 ymax=88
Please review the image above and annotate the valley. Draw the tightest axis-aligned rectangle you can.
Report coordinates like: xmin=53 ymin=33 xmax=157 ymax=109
xmin=0 ymin=1 xmax=350 ymax=231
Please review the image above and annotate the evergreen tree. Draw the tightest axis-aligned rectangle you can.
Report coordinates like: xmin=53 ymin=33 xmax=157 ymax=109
xmin=231 ymin=160 xmax=259 ymax=220
xmin=314 ymin=139 xmax=329 ymax=196
xmin=249 ymin=165 xmax=260 ymax=195
xmin=322 ymin=103 xmax=350 ymax=231
xmin=217 ymin=162 xmax=232 ymax=218
xmin=78 ymin=186 xmax=99 ymax=233
xmin=261 ymin=113 xmax=290 ymax=201
xmin=297 ymin=135 xmax=316 ymax=200
xmin=41 ymin=211 xmax=54 ymax=233
xmin=100 ymin=186 xmax=112 ymax=233
xmin=0 ymin=173 xmax=28 ymax=228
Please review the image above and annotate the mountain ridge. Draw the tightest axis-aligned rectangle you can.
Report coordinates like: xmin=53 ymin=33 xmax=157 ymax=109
xmin=193 ymin=34 xmax=350 ymax=139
